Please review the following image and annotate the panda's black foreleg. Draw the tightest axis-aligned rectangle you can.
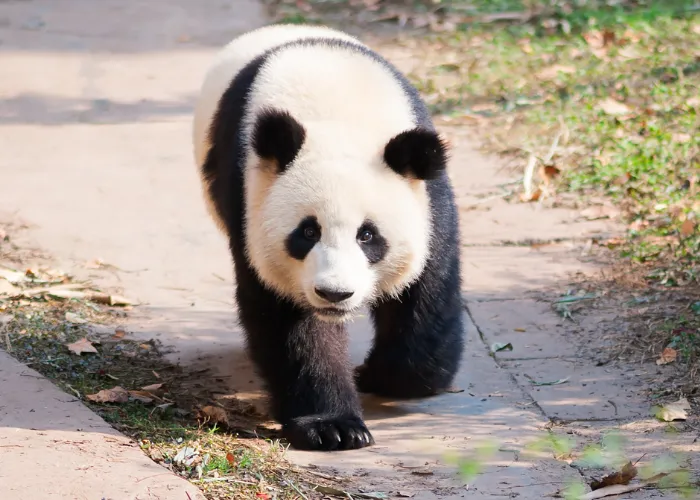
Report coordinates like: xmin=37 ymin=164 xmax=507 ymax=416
xmin=357 ymin=253 xmax=465 ymax=398
xmin=236 ymin=277 xmax=374 ymax=451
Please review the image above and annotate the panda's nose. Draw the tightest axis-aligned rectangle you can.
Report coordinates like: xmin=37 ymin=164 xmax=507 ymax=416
xmin=314 ymin=287 xmax=354 ymax=303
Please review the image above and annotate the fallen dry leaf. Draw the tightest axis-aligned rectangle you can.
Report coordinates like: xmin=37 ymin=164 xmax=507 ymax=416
xmin=598 ymin=97 xmax=632 ymax=116
xmin=141 ymin=383 xmax=164 ymax=392
xmin=580 ymin=471 xmax=676 ymax=499
xmin=66 ymin=337 xmax=98 ymax=355
xmin=653 ymin=397 xmax=691 ymax=422
xmin=65 ymin=312 xmax=88 ymax=324
xmin=583 ymin=29 xmax=617 ymax=58
xmin=590 ymin=461 xmax=637 ymax=490
xmin=491 ymin=342 xmax=514 ymax=353
xmin=86 ymin=386 xmax=129 ymax=403
xmin=519 ymin=187 xmax=543 ymax=202
xmin=541 ymin=164 xmax=561 ymax=186
xmin=111 ymin=327 xmax=126 ymax=340
xmin=680 ymin=220 xmax=695 ymax=237
xmin=45 ymin=288 xmax=134 ymax=306
xmin=127 ymin=390 xmax=154 ymax=404
xmin=199 ymin=405 xmax=228 ymax=425
xmin=656 ymin=347 xmax=678 ymax=365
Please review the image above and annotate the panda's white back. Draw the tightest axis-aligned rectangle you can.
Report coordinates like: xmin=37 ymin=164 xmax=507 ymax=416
xmin=192 ymin=24 xmax=364 ymax=170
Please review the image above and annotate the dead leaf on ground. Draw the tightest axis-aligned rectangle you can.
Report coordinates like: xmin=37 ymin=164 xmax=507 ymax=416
xmin=491 ymin=342 xmax=514 ymax=353
xmin=199 ymin=405 xmax=228 ymax=425
xmin=655 ymin=347 xmax=678 ymax=365
xmin=653 ymin=397 xmax=691 ymax=422
xmin=65 ymin=312 xmax=88 ymax=324
xmin=590 ymin=461 xmax=637 ymax=490
xmin=141 ymin=383 xmax=164 ymax=392
xmin=598 ymin=97 xmax=632 ymax=116
xmin=579 ymin=470 xmax=677 ymax=499
xmin=519 ymin=187 xmax=543 ymax=202
xmin=111 ymin=327 xmax=126 ymax=340
xmin=583 ymin=29 xmax=617 ymax=58
xmin=127 ymin=390 xmax=155 ymax=404
xmin=86 ymin=386 xmax=129 ymax=403
xmin=66 ymin=337 xmax=98 ymax=355
xmin=47 ymin=289 xmax=134 ymax=306
xmin=680 ymin=220 xmax=695 ymax=237
xmin=541 ymin=164 xmax=561 ymax=185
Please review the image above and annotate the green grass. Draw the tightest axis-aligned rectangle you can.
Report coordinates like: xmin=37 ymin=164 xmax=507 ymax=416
xmin=406 ymin=3 xmax=700 ymax=275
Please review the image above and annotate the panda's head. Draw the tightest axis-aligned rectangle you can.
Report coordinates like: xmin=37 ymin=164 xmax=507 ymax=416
xmin=244 ymin=108 xmax=449 ymax=322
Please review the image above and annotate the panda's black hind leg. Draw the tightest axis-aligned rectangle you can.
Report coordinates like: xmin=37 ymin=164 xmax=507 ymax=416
xmin=356 ymin=247 xmax=464 ymax=398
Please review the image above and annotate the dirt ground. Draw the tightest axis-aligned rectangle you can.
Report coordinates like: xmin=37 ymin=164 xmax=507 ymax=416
xmin=0 ymin=1 xmax=698 ymax=499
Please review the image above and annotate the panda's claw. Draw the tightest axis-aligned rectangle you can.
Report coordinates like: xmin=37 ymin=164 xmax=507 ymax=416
xmin=283 ymin=415 xmax=374 ymax=451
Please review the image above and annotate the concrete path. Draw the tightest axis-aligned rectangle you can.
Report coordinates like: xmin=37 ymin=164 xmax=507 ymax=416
xmin=1 ymin=1 xmax=697 ymax=499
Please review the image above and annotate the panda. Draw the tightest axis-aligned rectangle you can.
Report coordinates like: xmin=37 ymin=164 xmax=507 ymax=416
xmin=192 ymin=24 xmax=464 ymax=452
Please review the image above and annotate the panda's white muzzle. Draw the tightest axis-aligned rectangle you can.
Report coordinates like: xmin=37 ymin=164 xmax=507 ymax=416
xmin=304 ymin=243 xmax=373 ymax=319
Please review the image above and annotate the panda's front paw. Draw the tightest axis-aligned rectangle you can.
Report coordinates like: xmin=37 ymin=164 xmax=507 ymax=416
xmin=282 ymin=414 xmax=374 ymax=451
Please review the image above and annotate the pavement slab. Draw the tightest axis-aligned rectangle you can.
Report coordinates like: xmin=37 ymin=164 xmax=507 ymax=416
xmin=0 ymin=351 xmax=205 ymax=500
xmin=502 ymin=357 xmax=653 ymax=421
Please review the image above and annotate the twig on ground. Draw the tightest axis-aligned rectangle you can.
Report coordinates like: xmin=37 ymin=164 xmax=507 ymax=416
xmin=195 ymin=477 xmax=258 ymax=485
xmin=522 ymin=153 xmax=538 ymax=199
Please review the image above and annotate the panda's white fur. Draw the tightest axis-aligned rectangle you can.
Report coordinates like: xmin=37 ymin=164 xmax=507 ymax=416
xmin=193 ymin=24 xmax=433 ymax=320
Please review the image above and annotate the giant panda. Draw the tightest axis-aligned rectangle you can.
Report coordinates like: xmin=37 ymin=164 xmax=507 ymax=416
xmin=192 ymin=24 xmax=464 ymax=452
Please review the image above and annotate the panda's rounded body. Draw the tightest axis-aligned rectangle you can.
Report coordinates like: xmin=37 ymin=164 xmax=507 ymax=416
xmin=193 ymin=24 xmax=464 ymax=452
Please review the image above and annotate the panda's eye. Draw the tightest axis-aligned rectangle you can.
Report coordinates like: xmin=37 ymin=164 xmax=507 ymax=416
xmin=358 ymin=229 xmax=373 ymax=243
xmin=303 ymin=226 xmax=318 ymax=240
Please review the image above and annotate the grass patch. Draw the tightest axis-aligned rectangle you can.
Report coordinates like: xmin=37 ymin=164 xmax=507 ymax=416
xmin=0 ymin=232 xmax=373 ymax=500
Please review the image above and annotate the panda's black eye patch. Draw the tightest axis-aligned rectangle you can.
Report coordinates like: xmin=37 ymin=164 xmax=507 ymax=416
xmin=357 ymin=221 xmax=388 ymax=264
xmin=286 ymin=216 xmax=321 ymax=261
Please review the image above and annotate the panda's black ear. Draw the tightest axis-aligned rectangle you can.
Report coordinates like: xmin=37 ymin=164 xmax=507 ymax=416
xmin=251 ymin=108 xmax=306 ymax=174
xmin=383 ymin=128 xmax=449 ymax=181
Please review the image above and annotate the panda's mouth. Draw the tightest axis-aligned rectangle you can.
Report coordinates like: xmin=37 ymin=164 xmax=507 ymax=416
xmin=312 ymin=307 xmax=354 ymax=322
